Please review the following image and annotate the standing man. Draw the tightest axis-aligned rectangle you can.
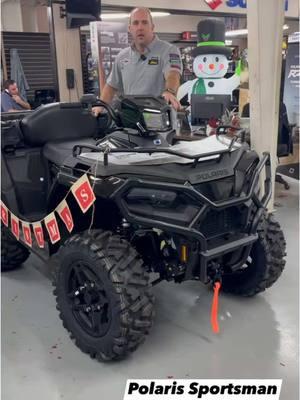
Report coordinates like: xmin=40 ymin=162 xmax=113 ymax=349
xmin=1 ymin=79 xmax=31 ymax=112
xmin=94 ymin=7 xmax=182 ymax=115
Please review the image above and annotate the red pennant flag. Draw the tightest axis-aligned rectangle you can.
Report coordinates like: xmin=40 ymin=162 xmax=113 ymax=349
xmin=71 ymin=174 xmax=96 ymax=213
xmin=10 ymin=213 xmax=20 ymax=240
xmin=56 ymin=199 xmax=74 ymax=233
xmin=22 ymin=222 xmax=32 ymax=248
xmin=44 ymin=212 xmax=60 ymax=244
xmin=204 ymin=0 xmax=223 ymax=10
xmin=1 ymin=201 xmax=9 ymax=227
xmin=32 ymin=222 xmax=45 ymax=248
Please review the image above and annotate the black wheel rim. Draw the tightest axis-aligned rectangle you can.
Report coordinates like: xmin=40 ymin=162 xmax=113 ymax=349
xmin=65 ymin=261 xmax=112 ymax=337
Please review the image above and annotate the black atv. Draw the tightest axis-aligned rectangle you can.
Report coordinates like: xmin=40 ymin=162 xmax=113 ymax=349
xmin=1 ymin=95 xmax=286 ymax=361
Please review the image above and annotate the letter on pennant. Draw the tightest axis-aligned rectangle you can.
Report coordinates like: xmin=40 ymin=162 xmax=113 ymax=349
xmin=22 ymin=222 xmax=32 ymax=247
xmin=56 ymin=199 xmax=74 ymax=233
xmin=32 ymin=222 xmax=45 ymax=248
xmin=10 ymin=213 xmax=20 ymax=240
xmin=71 ymin=174 xmax=96 ymax=213
xmin=44 ymin=212 xmax=60 ymax=244
xmin=1 ymin=201 xmax=9 ymax=226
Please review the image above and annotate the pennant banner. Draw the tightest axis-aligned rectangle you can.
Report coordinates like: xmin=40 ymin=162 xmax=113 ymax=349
xmin=1 ymin=201 xmax=9 ymax=227
xmin=11 ymin=213 xmax=20 ymax=240
xmin=1 ymin=173 xmax=96 ymax=249
xmin=71 ymin=174 xmax=96 ymax=213
xmin=44 ymin=212 xmax=61 ymax=244
xmin=32 ymin=222 xmax=45 ymax=248
xmin=56 ymin=199 xmax=74 ymax=233
xmin=22 ymin=222 xmax=32 ymax=248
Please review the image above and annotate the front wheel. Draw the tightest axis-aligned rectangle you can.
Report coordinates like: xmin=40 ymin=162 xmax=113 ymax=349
xmin=53 ymin=230 xmax=154 ymax=361
xmin=221 ymin=213 xmax=286 ymax=297
xmin=1 ymin=226 xmax=30 ymax=271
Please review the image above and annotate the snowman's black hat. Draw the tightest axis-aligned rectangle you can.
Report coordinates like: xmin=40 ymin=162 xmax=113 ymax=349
xmin=192 ymin=19 xmax=232 ymax=58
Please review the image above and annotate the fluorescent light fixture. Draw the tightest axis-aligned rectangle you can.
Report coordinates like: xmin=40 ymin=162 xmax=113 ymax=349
xmin=101 ymin=11 xmax=170 ymax=20
xmin=101 ymin=13 xmax=129 ymax=19
xmin=151 ymin=12 xmax=170 ymax=17
xmin=225 ymin=29 xmax=247 ymax=37
xmin=226 ymin=25 xmax=290 ymax=37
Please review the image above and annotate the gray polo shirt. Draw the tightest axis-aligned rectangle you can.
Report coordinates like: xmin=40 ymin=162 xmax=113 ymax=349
xmin=107 ymin=36 xmax=182 ymax=96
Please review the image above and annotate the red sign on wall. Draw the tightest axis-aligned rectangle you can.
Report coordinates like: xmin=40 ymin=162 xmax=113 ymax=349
xmin=204 ymin=0 xmax=223 ymax=10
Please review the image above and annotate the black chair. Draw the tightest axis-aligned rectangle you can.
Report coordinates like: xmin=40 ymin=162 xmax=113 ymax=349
xmin=241 ymin=102 xmax=293 ymax=189
xmin=33 ymin=89 xmax=56 ymax=108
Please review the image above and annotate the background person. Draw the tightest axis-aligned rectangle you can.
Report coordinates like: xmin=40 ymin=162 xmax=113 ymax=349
xmin=1 ymin=79 xmax=31 ymax=112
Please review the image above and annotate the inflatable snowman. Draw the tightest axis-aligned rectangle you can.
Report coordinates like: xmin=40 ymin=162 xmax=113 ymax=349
xmin=177 ymin=19 xmax=240 ymax=104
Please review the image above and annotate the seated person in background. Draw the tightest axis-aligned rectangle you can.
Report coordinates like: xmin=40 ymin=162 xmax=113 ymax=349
xmin=1 ymin=79 xmax=31 ymax=112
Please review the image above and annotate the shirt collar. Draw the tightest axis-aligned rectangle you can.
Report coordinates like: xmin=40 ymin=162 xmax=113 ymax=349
xmin=131 ymin=34 xmax=159 ymax=55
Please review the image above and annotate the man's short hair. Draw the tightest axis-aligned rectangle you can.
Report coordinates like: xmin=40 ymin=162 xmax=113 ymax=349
xmin=129 ymin=7 xmax=153 ymax=25
xmin=3 ymin=79 xmax=16 ymax=90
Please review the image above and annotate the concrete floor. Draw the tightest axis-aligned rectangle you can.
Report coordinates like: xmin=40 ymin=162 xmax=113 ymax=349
xmin=1 ymin=177 xmax=299 ymax=400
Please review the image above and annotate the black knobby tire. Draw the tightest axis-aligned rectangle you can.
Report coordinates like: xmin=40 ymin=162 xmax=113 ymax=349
xmin=1 ymin=226 xmax=30 ymax=271
xmin=53 ymin=230 xmax=155 ymax=361
xmin=221 ymin=213 xmax=286 ymax=297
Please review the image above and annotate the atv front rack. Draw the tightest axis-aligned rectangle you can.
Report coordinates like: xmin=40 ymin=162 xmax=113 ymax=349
xmin=72 ymin=138 xmax=238 ymax=167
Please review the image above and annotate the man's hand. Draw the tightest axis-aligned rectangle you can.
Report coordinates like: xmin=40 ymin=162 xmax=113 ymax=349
xmin=162 ymin=91 xmax=181 ymax=110
xmin=92 ymin=106 xmax=103 ymax=117
xmin=12 ymin=94 xmax=23 ymax=105
xmin=12 ymin=94 xmax=31 ymax=110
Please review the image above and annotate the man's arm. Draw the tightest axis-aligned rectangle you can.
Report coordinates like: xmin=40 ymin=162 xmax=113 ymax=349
xmin=100 ymin=83 xmax=117 ymax=104
xmin=162 ymin=70 xmax=181 ymax=110
xmin=12 ymin=95 xmax=31 ymax=110
xmin=92 ymin=83 xmax=117 ymax=116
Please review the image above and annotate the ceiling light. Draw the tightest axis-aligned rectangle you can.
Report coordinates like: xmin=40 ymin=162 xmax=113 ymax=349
xmin=225 ymin=29 xmax=248 ymax=37
xmin=151 ymin=12 xmax=170 ymax=17
xmin=101 ymin=13 xmax=129 ymax=19
xmin=101 ymin=11 xmax=170 ymax=20
xmin=226 ymin=25 xmax=290 ymax=37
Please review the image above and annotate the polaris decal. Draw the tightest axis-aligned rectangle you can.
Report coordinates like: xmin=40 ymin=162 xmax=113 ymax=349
xmin=196 ymin=169 xmax=230 ymax=182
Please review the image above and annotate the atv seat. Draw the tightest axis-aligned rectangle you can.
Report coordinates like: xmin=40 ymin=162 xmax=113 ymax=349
xmin=20 ymin=102 xmax=98 ymax=146
xmin=43 ymin=138 xmax=96 ymax=165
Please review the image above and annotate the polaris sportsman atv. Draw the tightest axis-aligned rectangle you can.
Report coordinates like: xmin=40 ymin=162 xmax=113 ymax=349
xmin=1 ymin=95 xmax=286 ymax=361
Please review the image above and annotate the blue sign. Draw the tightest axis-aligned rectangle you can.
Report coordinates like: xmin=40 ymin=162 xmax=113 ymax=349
xmin=226 ymin=0 xmax=288 ymax=10
xmin=226 ymin=0 xmax=247 ymax=8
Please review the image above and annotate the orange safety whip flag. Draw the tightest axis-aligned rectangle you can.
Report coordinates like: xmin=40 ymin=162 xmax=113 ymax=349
xmin=22 ymin=222 xmax=32 ymax=248
xmin=71 ymin=174 xmax=96 ymax=213
xmin=56 ymin=199 xmax=74 ymax=233
xmin=32 ymin=222 xmax=45 ymax=248
xmin=211 ymin=281 xmax=222 ymax=334
xmin=10 ymin=213 xmax=20 ymax=240
xmin=44 ymin=212 xmax=61 ymax=244
xmin=1 ymin=201 xmax=9 ymax=226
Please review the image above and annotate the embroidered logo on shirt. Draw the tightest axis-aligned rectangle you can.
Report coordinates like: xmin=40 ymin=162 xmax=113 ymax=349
xmin=169 ymin=53 xmax=181 ymax=69
xmin=148 ymin=57 xmax=159 ymax=65
xmin=120 ymin=58 xmax=129 ymax=69
xmin=169 ymin=53 xmax=180 ymax=61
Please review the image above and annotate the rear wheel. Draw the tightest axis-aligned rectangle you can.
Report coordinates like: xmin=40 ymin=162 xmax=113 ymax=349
xmin=221 ymin=213 xmax=286 ymax=296
xmin=53 ymin=230 xmax=154 ymax=361
xmin=1 ymin=226 xmax=30 ymax=271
